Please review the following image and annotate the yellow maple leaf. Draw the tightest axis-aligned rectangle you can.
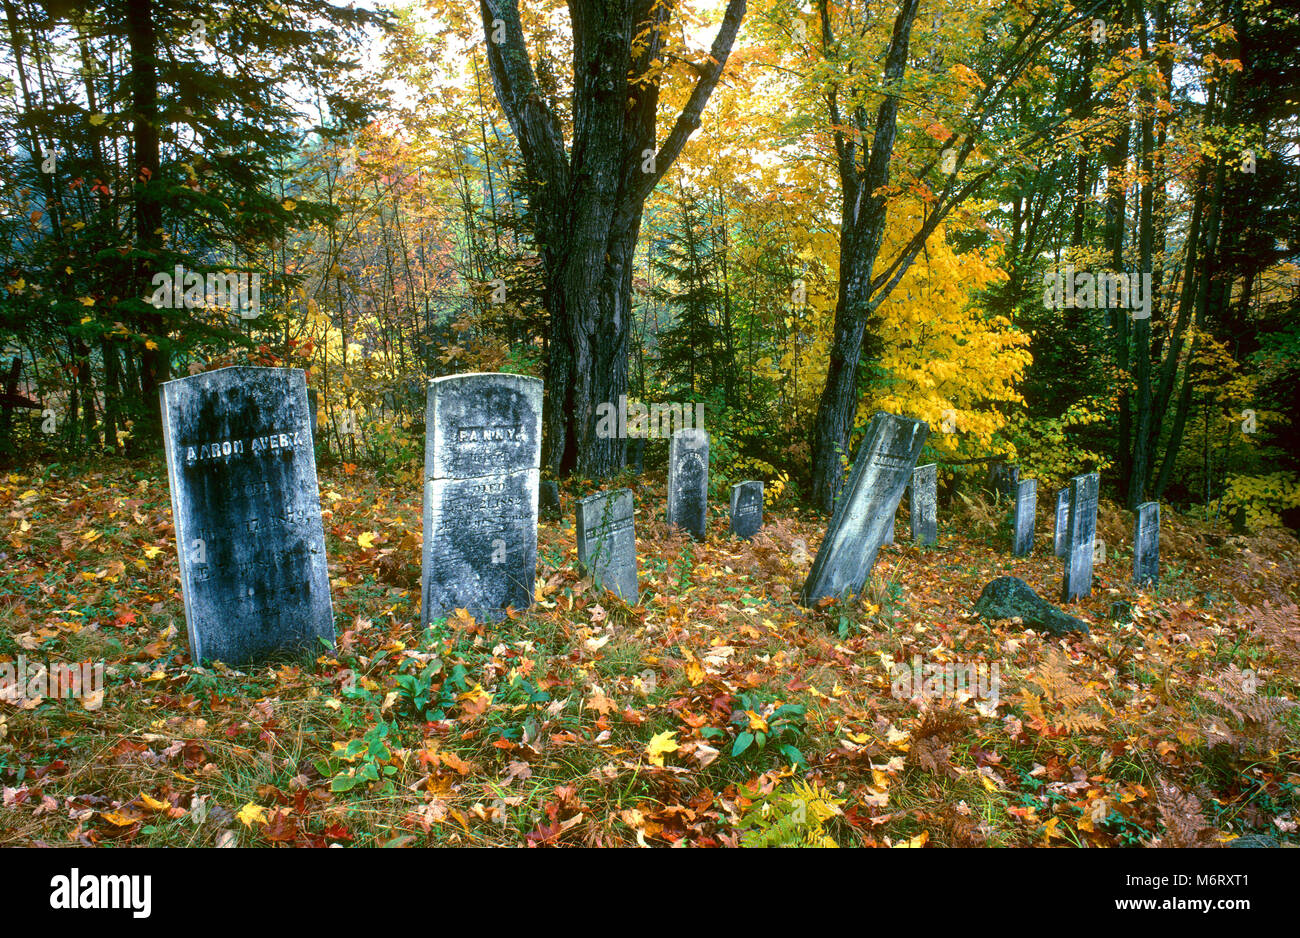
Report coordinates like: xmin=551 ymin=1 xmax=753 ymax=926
xmin=145 ymin=340 xmax=158 ymax=351
xmin=645 ymin=730 xmax=678 ymax=767
xmin=143 ymin=545 xmax=163 ymax=559
xmin=139 ymin=793 xmax=170 ymax=813
xmin=78 ymin=296 xmax=94 ymax=306
xmin=892 ymin=831 xmax=928 ymax=847
xmin=89 ymin=113 xmax=107 ymax=125
xmin=357 ymin=531 xmax=376 ymax=549
xmin=236 ymin=803 xmax=268 ymax=827
xmin=100 ymin=811 xmax=140 ymax=827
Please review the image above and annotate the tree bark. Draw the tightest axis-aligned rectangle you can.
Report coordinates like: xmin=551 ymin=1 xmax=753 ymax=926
xmin=480 ymin=0 xmax=746 ymax=478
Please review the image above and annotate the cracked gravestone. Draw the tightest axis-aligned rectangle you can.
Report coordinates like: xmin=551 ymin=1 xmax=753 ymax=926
xmin=975 ymin=576 xmax=1089 ymax=636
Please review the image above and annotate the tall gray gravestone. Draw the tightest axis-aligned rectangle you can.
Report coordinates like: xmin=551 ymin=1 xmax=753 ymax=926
xmin=576 ymin=489 xmax=638 ymax=601
xmin=1061 ymin=472 xmax=1100 ymax=601
xmin=910 ymin=463 xmax=937 ymax=546
xmin=667 ymin=429 xmax=709 ymax=539
xmin=1012 ymin=478 xmax=1037 ymax=556
xmin=421 ymin=373 xmax=542 ymax=626
xmin=1053 ymin=488 xmax=1069 ymax=558
xmin=160 ymin=366 xmax=334 ymax=665
xmin=801 ymin=412 xmax=929 ymax=606
xmin=1133 ymin=501 xmax=1160 ymax=586
xmin=729 ymin=481 xmax=763 ymax=539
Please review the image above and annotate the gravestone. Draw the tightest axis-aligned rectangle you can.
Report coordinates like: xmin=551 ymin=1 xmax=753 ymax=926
xmin=1061 ymin=472 xmax=1100 ymax=602
xmin=307 ymin=388 xmax=319 ymax=439
xmin=883 ymin=513 xmax=895 ymax=545
xmin=625 ymin=437 xmax=645 ymax=476
xmin=801 ymin=412 xmax=929 ymax=606
xmin=729 ymin=481 xmax=764 ymax=539
xmin=539 ymin=480 xmax=560 ymax=520
xmin=989 ymin=462 xmax=1019 ymax=499
xmin=1053 ymin=488 xmax=1069 ymax=558
xmin=1012 ymin=478 xmax=1037 ymax=556
xmin=667 ymin=429 xmax=709 ymax=539
xmin=421 ymin=372 xmax=542 ymax=626
xmin=1133 ymin=501 xmax=1160 ymax=586
xmin=576 ymin=489 xmax=638 ymax=601
xmin=160 ymin=366 xmax=334 ymax=665
xmin=910 ymin=463 xmax=937 ymax=546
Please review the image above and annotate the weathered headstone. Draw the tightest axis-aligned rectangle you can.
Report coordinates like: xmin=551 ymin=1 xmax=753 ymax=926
xmin=1061 ymin=472 xmax=1100 ymax=602
xmin=1053 ymin=488 xmax=1069 ymax=558
xmin=625 ymin=437 xmax=645 ymax=476
xmin=667 ymin=429 xmax=709 ymax=539
xmin=910 ymin=463 xmax=937 ymax=546
xmin=1133 ymin=501 xmax=1160 ymax=586
xmin=576 ymin=489 xmax=638 ymax=601
xmin=1012 ymin=478 xmax=1037 ymax=556
xmin=883 ymin=512 xmax=895 ymax=545
xmin=421 ymin=373 xmax=542 ymax=626
xmin=801 ymin=412 xmax=929 ymax=606
xmin=539 ymin=480 xmax=561 ymax=520
xmin=729 ymin=481 xmax=763 ymax=539
xmin=989 ymin=462 xmax=1019 ymax=499
xmin=160 ymin=366 xmax=334 ymax=665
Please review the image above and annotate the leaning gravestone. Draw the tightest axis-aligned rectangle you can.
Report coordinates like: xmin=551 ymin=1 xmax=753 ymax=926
xmin=1061 ymin=472 xmax=1100 ymax=601
xmin=576 ymin=489 xmax=638 ymax=601
xmin=801 ymin=412 xmax=929 ymax=606
xmin=667 ymin=429 xmax=709 ymax=539
xmin=910 ymin=463 xmax=937 ymax=546
xmin=1053 ymin=488 xmax=1069 ymax=558
xmin=160 ymin=366 xmax=334 ymax=665
xmin=421 ymin=373 xmax=542 ymax=626
xmin=730 ymin=481 xmax=764 ymax=539
xmin=1133 ymin=501 xmax=1160 ymax=586
xmin=1012 ymin=478 xmax=1037 ymax=556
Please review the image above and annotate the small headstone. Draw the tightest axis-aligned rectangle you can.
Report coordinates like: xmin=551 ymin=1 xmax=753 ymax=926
xmin=421 ymin=372 xmax=543 ymax=626
xmin=1061 ymin=472 xmax=1100 ymax=602
xmin=883 ymin=512 xmax=895 ymax=545
xmin=1053 ymin=488 xmax=1069 ymax=558
xmin=667 ymin=429 xmax=709 ymax=539
xmin=160 ymin=366 xmax=334 ymax=665
xmin=1133 ymin=501 xmax=1160 ymax=586
xmin=539 ymin=480 xmax=561 ymax=520
xmin=576 ymin=489 xmax=638 ymax=601
xmin=625 ymin=437 xmax=645 ymax=476
xmin=1012 ymin=478 xmax=1037 ymax=556
xmin=910 ymin=463 xmax=937 ymax=546
xmin=307 ymin=388 xmax=319 ymax=439
xmin=989 ymin=462 xmax=1019 ymax=499
xmin=801 ymin=412 xmax=929 ymax=606
xmin=729 ymin=481 xmax=763 ymax=539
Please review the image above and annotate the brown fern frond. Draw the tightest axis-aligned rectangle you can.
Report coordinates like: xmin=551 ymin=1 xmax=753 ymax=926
xmin=1147 ymin=778 xmax=1219 ymax=848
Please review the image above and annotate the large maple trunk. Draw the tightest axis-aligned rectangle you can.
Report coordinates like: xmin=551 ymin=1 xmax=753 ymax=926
xmin=481 ymin=0 xmax=746 ymax=479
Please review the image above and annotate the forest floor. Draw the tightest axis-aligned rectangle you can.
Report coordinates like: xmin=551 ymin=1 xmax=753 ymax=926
xmin=0 ymin=460 xmax=1297 ymax=847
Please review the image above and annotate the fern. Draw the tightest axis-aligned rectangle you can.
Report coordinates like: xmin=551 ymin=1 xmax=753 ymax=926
xmin=737 ymin=780 xmax=843 ymax=848
xmin=1017 ymin=649 xmax=1105 ymax=735
xmin=1197 ymin=665 xmax=1295 ymax=755
xmin=1146 ymin=778 xmax=1219 ymax=848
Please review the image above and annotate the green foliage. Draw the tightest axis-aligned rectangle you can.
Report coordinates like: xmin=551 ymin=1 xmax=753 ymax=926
xmin=736 ymin=779 xmax=843 ymax=848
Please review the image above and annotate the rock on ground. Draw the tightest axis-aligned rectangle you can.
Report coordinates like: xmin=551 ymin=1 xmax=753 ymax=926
xmin=974 ymin=576 xmax=1090 ymax=637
